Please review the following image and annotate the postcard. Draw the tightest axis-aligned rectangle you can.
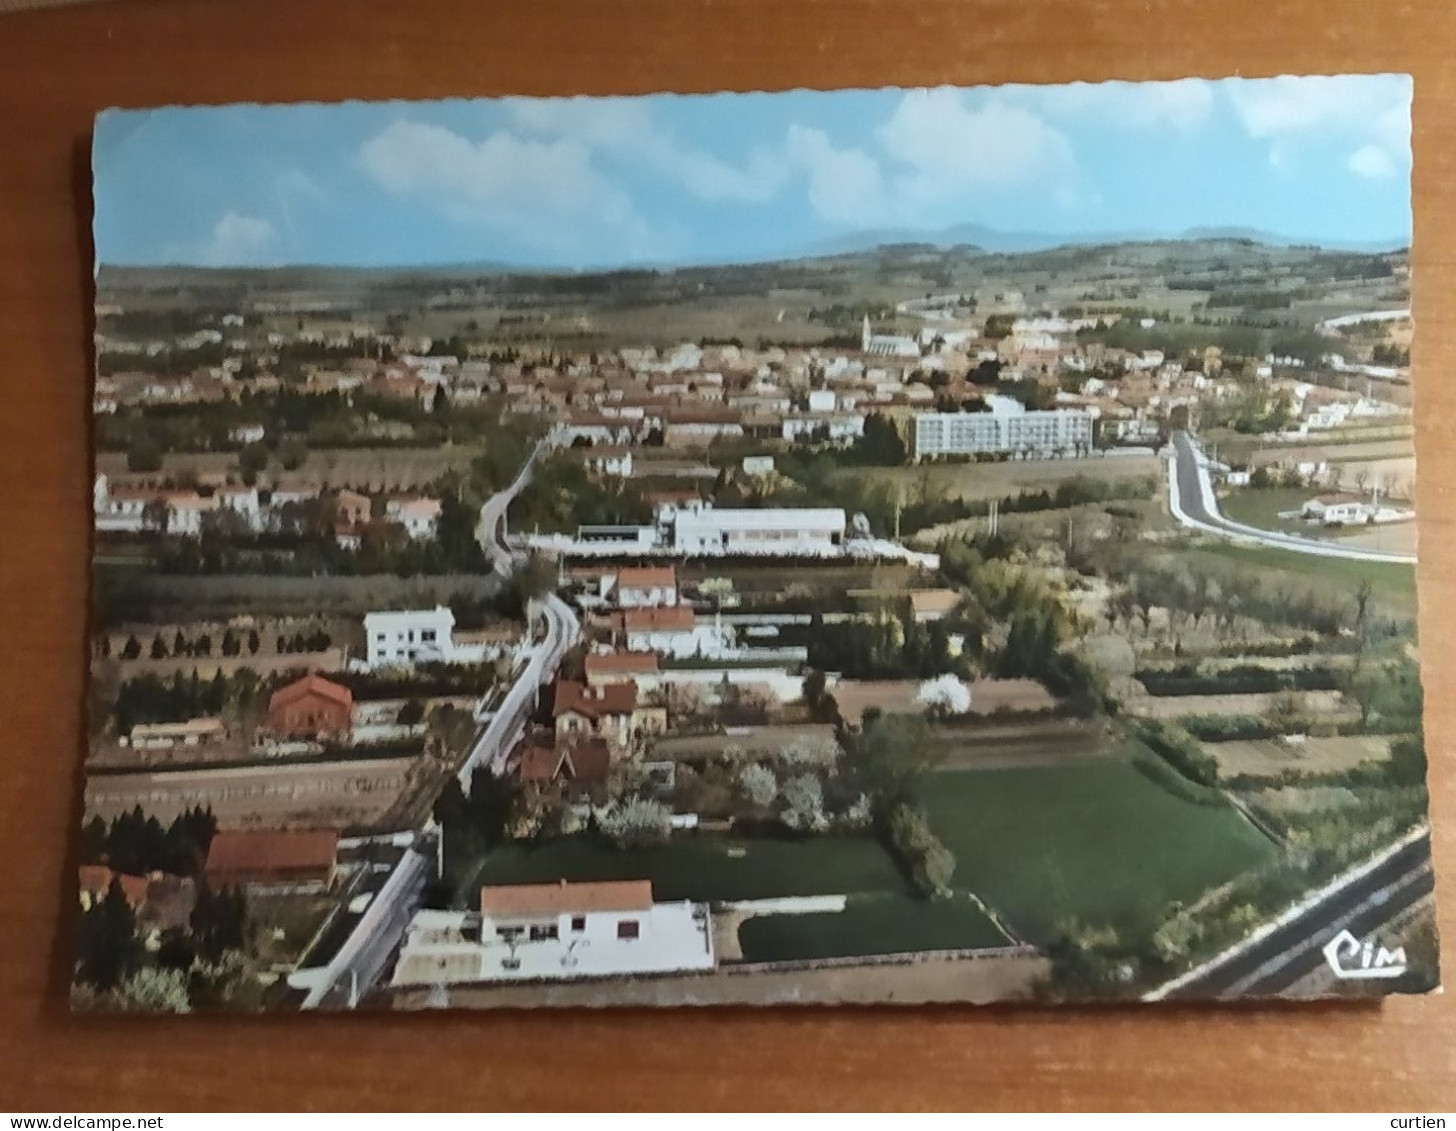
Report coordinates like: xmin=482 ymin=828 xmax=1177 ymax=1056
xmin=79 ymin=74 xmax=1434 ymax=1012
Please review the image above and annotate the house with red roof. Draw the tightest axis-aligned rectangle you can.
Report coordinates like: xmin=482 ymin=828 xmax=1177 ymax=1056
xmin=268 ymin=673 xmax=354 ymax=741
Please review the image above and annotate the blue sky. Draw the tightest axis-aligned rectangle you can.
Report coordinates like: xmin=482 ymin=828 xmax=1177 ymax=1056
xmin=93 ymin=74 xmax=1412 ymax=269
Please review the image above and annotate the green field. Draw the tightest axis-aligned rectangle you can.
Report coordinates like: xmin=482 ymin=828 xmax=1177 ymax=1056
xmin=736 ymin=892 xmax=1008 ymax=962
xmin=1183 ymin=543 xmax=1417 ymax=613
xmin=922 ymin=760 xmax=1278 ymax=945
xmin=1218 ymin=487 xmax=1325 ymax=534
xmin=471 ymin=832 xmax=904 ymax=904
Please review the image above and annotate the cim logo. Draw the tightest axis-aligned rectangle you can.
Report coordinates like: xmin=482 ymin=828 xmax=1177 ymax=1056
xmin=1322 ymin=928 xmax=1408 ymax=980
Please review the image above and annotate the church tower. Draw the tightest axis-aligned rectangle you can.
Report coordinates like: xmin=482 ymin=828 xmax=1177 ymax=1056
xmin=861 ymin=313 xmax=872 ymax=352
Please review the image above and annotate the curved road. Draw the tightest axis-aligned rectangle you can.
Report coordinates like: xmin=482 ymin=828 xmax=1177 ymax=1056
xmin=1166 ymin=431 xmax=1416 ymax=564
xmin=300 ymin=445 xmax=580 ymax=1008
xmin=458 ymin=440 xmax=580 ymax=785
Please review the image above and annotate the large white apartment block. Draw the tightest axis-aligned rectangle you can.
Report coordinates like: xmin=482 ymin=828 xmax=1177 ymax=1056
xmin=363 ymin=606 xmax=458 ymax=668
xmin=390 ymin=881 xmax=715 ymax=987
xmin=913 ymin=404 xmax=1094 ymax=461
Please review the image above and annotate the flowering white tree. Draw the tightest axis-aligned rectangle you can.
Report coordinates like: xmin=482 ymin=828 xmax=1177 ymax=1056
xmin=735 ymin=762 xmax=778 ymax=808
xmin=780 ymin=773 xmax=829 ymax=833
xmin=916 ymin=674 xmax=972 ymax=717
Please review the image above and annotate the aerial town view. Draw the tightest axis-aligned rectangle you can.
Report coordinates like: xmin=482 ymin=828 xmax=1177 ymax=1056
xmin=77 ymin=75 xmax=1435 ymax=1013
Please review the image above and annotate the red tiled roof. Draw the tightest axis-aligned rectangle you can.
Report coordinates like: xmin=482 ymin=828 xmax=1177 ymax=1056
xmin=78 ymin=865 xmax=148 ymax=908
xmin=552 ymin=679 xmax=638 ymax=719
xmin=205 ymin=830 xmax=338 ymax=881
xmin=584 ymin=651 xmax=660 ymax=679
xmin=614 ymin=565 xmax=676 ymax=590
xmin=268 ymin=672 xmax=354 ymax=714
xmin=480 ymin=879 xmax=653 ymax=918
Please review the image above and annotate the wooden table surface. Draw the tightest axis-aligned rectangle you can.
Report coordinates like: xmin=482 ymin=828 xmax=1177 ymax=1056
xmin=2 ymin=0 xmax=1454 ymax=1111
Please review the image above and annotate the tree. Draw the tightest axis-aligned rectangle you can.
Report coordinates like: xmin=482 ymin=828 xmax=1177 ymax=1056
xmin=1352 ymin=579 xmax=1374 ymax=636
xmin=190 ymin=884 xmax=247 ymax=962
xmin=247 ymin=629 xmax=260 ymax=655
xmin=126 ymin=436 xmax=164 ymax=473
xmin=595 ymin=796 xmax=673 ymax=849
xmin=735 ymin=762 xmax=778 ymax=808
xmin=397 ymin=697 xmax=426 ymax=726
xmin=111 ymin=966 xmax=191 ymax=1014
xmin=852 ymin=413 xmax=908 ymax=466
xmin=75 ymin=879 xmax=140 ymax=991
xmin=780 ymin=774 xmax=829 ymax=832
xmin=119 ymin=634 xmax=141 ymax=661
xmin=277 ymin=436 xmax=308 ymax=471
xmin=844 ymin=714 xmax=942 ymax=804
xmin=149 ymin=634 xmax=167 ymax=660
xmin=238 ymin=442 xmax=269 ymax=486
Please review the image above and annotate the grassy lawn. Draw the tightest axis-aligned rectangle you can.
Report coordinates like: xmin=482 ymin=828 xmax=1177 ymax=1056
xmin=470 ymin=832 xmax=905 ymax=904
xmin=1182 ymin=543 xmax=1417 ymax=613
xmin=736 ymin=892 xmax=1009 ymax=962
xmin=1218 ymin=487 xmax=1320 ymax=534
xmin=921 ymin=759 xmax=1278 ymax=946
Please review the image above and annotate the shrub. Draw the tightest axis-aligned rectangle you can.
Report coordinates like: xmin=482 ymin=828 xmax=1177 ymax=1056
xmin=734 ymin=762 xmax=778 ymax=809
xmin=882 ymin=800 xmax=956 ymax=897
xmin=595 ymin=797 xmax=672 ymax=849
xmin=1131 ymin=718 xmax=1220 ymax=787
xmin=1178 ymin=713 xmax=1280 ymax=741
xmin=780 ymin=773 xmax=829 ymax=833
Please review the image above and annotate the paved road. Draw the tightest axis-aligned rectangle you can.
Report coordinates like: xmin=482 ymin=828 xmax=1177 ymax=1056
xmin=458 ymin=440 xmax=579 ymax=785
xmin=1167 ymin=430 xmax=1416 ymax=564
xmin=300 ymin=443 xmax=579 ymax=1008
xmin=297 ymin=843 xmax=431 ymax=1010
xmin=1151 ymin=829 xmax=1433 ymax=1000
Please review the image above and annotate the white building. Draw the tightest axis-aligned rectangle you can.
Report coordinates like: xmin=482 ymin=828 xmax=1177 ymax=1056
xmin=807 ymin=389 xmax=837 ymax=413
xmin=364 ymin=606 xmax=461 ymax=668
xmin=609 ymin=565 xmax=678 ymax=608
xmin=861 ymin=315 xmax=920 ymax=359
xmin=741 ymin=455 xmax=775 ymax=477
xmin=385 ymin=497 xmax=442 ymax=540
xmin=390 ymin=881 xmax=714 ymax=987
xmin=781 ymin=413 xmax=866 ymax=444
xmin=622 ymin=606 xmax=731 ymax=659
xmin=664 ymin=501 xmax=847 ymax=554
xmin=913 ymin=402 xmax=1094 ymax=461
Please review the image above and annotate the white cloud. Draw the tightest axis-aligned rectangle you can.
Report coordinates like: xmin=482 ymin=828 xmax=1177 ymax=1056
xmin=877 ymin=89 xmax=1076 ymax=201
xmin=359 ymin=118 xmax=657 ymax=258
xmin=1027 ymin=78 xmax=1215 ymax=131
xmin=189 ymin=212 xmax=278 ymax=266
xmin=507 ymin=96 xmax=788 ymax=204
xmin=782 ymin=89 xmax=1082 ymax=229
xmin=1348 ymin=144 xmax=1397 ymax=181
xmin=1227 ymin=74 xmax=1411 ymax=180
xmin=783 ymin=124 xmax=887 ymax=227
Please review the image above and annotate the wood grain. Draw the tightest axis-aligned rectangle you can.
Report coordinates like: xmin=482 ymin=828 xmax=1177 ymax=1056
xmin=0 ymin=0 xmax=1453 ymax=1111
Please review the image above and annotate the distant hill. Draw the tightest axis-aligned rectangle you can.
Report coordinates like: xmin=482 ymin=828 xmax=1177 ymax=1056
xmin=96 ymin=226 xmax=1410 ymax=288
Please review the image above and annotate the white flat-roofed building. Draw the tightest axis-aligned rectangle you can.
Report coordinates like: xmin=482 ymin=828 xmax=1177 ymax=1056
xmin=665 ymin=502 xmax=846 ymax=554
xmin=364 ymin=606 xmax=457 ymax=668
xmin=913 ymin=403 xmax=1093 ymax=461
xmin=389 ymin=881 xmax=714 ymax=987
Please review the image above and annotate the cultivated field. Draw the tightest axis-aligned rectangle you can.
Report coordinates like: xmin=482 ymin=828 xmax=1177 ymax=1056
xmin=1205 ymin=734 xmax=1393 ymax=779
xmin=97 ymin=445 xmax=477 ymax=491
xmin=83 ymin=756 xmax=418 ymax=829
xmin=837 ymin=453 xmax=1161 ymax=502
xmin=1124 ymin=689 xmax=1350 ymax=720
xmin=831 ymin=677 xmax=1058 ymax=726
xmin=922 ymin=758 xmax=1279 ymax=944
